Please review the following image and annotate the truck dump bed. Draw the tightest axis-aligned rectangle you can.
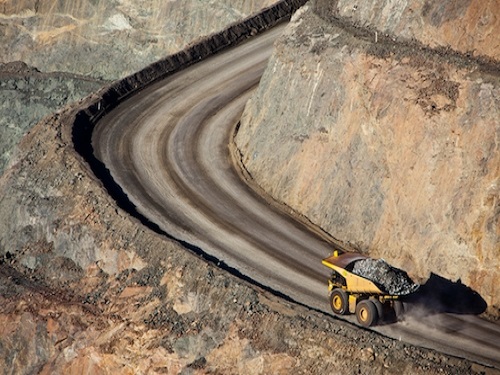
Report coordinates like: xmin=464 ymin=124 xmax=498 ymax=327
xmin=322 ymin=253 xmax=385 ymax=294
xmin=322 ymin=252 xmax=419 ymax=296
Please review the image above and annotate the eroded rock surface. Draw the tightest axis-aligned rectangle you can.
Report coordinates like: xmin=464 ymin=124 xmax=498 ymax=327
xmin=0 ymin=0 xmax=278 ymax=175
xmin=0 ymin=0 xmax=278 ymax=80
xmin=235 ymin=2 xmax=499 ymax=316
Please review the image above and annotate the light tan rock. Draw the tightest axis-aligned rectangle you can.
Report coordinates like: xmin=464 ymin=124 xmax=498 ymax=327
xmin=236 ymin=3 xmax=499 ymax=315
xmin=0 ymin=0 xmax=279 ymax=79
xmin=314 ymin=0 xmax=500 ymax=60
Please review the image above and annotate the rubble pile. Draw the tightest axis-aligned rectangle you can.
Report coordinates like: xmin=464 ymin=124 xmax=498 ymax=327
xmin=352 ymin=259 xmax=419 ymax=295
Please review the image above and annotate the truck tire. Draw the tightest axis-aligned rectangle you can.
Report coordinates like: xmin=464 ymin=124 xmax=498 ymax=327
xmin=330 ymin=288 xmax=349 ymax=315
xmin=373 ymin=299 xmax=384 ymax=323
xmin=356 ymin=300 xmax=378 ymax=327
xmin=393 ymin=300 xmax=405 ymax=321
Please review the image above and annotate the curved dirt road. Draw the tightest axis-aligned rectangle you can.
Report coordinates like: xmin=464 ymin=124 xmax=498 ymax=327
xmin=92 ymin=26 xmax=500 ymax=369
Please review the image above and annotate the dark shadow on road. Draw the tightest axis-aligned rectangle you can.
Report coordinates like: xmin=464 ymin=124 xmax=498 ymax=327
xmin=404 ymin=273 xmax=487 ymax=315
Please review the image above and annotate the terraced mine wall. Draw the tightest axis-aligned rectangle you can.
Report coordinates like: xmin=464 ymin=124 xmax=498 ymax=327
xmin=0 ymin=1 xmax=493 ymax=373
xmin=73 ymin=0 xmax=308 ymax=132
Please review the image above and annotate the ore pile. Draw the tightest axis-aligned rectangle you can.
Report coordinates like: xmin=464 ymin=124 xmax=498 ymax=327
xmin=352 ymin=259 xmax=419 ymax=295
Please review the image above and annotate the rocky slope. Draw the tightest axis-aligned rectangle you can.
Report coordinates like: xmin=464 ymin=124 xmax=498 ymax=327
xmin=0 ymin=0 xmax=278 ymax=175
xmin=1 ymin=0 xmax=278 ymax=80
xmin=0 ymin=62 xmax=104 ymax=173
xmin=235 ymin=1 xmax=499 ymax=316
xmin=314 ymin=0 xmax=499 ymax=59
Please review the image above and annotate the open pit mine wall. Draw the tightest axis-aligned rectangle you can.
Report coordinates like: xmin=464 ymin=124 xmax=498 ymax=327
xmin=0 ymin=0 xmax=305 ymax=282
xmin=1 ymin=3 xmax=488 ymax=373
xmin=0 ymin=0 xmax=283 ymax=81
xmin=235 ymin=0 xmax=499 ymax=316
xmin=73 ymin=0 xmax=307 ymax=131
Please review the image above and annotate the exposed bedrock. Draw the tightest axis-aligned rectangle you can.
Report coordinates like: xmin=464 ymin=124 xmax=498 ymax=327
xmin=0 ymin=0 xmax=282 ymax=175
xmin=0 ymin=0 xmax=280 ymax=80
xmin=313 ymin=0 xmax=499 ymax=61
xmin=235 ymin=2 xmax=499 ymax=316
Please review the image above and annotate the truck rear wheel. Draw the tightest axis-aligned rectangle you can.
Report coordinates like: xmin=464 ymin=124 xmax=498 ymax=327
xmin=373 ymin=299 xmax=384 ymax=323
xmin=356 ymin=300 xmax=378 ymax=327
xmin=393 ymin=300 xmax=405 ymax=321
xmin=329 ymin=288 xmax=349 ymax=315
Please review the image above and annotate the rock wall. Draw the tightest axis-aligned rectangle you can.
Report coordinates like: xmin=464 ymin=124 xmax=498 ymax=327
xmin=0 ymin=0 xmax=279 ymax=80
xmin=0 ymin=0 xmax=281 ymax=176
xmin=314 ymin=0 xmax=499 ymax=61
xmin=235 ymin=2 xmax=499 ymax=316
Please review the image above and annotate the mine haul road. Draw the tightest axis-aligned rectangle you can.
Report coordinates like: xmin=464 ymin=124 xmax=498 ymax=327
xmin=92 ymin=25 xmax=500 ymax=369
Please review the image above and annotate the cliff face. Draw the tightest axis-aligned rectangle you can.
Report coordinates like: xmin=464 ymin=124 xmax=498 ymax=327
xmin=314 ymin=0 xmax=499 ymax=59
xmin=235 ymin=1 xmax=499 ymax=315
xmin=0 ymin=0 xmax=277 ymax=174
xmin=0 ymin=0 xmax=278 ymax=80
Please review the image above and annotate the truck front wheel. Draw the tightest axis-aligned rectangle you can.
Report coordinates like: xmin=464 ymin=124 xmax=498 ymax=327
xmin=356 ymin=300 xmax=378 ymax=327
xmin=330 ymin=288 xmax=349 ymax=315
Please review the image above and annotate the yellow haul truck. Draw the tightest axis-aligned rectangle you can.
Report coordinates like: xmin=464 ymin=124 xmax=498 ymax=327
xmin=322 ymin=251 xmax=412 ymax=327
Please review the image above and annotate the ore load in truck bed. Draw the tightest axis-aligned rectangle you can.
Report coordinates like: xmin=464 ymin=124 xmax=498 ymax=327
xmin=351 ymin=258 xmax=419 ymax=296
